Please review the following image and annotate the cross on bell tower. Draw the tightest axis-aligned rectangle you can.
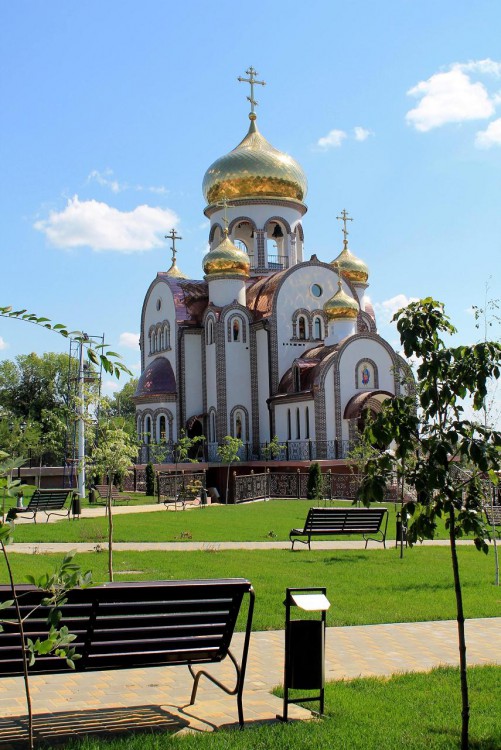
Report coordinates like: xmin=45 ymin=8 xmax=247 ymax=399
xmin=336 ymin=209 xmax=353 ymax=249
xmin=237 ymin=66 xmax=266 ymax=118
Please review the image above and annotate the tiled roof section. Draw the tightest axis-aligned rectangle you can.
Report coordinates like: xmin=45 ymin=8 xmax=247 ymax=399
xmin=158 ymin=274 xmax=208 ymax=325
xmin=278 ymin=343 xmax=339 ymax=393
xmin=246 ymin=270 xmax=289 ymax=318
xmin=134 ymin=356 xmax=176 ymax=398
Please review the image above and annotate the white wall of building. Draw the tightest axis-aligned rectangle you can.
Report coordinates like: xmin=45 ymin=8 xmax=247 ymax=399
xmin=256 ymin=327 xmax=270 ymax=442
xmin=184 ymin=332 xmax=203 ymax=429
xmin=223 ymin=312 xmax=252 ymax=438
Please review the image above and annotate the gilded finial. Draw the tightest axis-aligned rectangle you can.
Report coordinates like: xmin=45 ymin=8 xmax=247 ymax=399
xmin=336 ymin=209 xmax=353 ymax=249
xmin=237 ymin=66 xmax=266 ymax=120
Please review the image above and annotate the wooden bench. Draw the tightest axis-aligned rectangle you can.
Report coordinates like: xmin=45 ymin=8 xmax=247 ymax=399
xmin=0 ymin=578 xmax=255 ymax=727
xmin=290 ymin=506 xmax=389 ymax=550
xmin=94 ymin=484 xmax=132 ymax=505
xmin=6 ymin=489 xmax=74 ymax=523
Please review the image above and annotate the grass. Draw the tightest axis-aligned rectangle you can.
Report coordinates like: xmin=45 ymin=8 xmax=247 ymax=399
xmin=34 ymin=666 xmax=501 ymax=749
xmin=6 ymin=499 xmax=456 ymax=543
xmin=3 ymin=546 xmax=499 ymax=631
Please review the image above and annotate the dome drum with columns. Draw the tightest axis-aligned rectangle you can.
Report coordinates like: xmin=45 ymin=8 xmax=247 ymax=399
xmin=134 ymin=68 xmax=413 ymax=459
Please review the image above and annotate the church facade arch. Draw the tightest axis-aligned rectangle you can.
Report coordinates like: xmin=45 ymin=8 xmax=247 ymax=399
xmin=230 ymin=405 xmax=249 ymax=442
xmin=355 ymin=357 xmax=379 ymax=389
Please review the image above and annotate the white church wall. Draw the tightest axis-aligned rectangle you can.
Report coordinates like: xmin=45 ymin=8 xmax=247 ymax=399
xmin=256 ymin=327 xmax=270 ymax=442
xmin=275 ymin=264 xmax=340 ymax=382
xmin=338 ymin=338 xmax=396 ymax=415
xmin=323 ymin=368 xmax=336 ymax=441
xmin=224 ymin=320 xmax=252 ymax=438
xmin=184 ymin=333 xmax=203 ymax=429
xmin=208 ymin=278 xmax=246 ymax=308
xmin=205 ymin=342 xmax=217 ymax=412
xmin=143 ymin=279 xmax=177 ymax=372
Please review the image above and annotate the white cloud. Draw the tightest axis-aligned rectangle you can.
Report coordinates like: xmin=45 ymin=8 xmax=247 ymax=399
xmin=375 ymin=294 xmax=419 ymax=324
xmin=475 ymin=117 xmax=501 ymax=148
xmin=87 ymin=169 xmax=167 ymax=195
xmin=0 ymin=336 xmax=8 ymax=351
xmin=458 ymin=58 xmax=501 ymax=76
xmin=102 ymin=379 xmax=120 ymax=396
xmin=34 ymin=195 xmax=179 ymax=253
xmin=354 ymin=126 xmax=372 ymax=141
xmin=317 ymin=129 xmax=347 ymax=149
xmin=119 ymin=332 xmax=140 ymax=349
xmin=406 ymin=67 xmax=494 ymax=132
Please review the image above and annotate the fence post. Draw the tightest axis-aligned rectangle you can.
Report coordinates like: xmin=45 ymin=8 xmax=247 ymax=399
xmin=297 ymin=468 xmax=301 ymax=499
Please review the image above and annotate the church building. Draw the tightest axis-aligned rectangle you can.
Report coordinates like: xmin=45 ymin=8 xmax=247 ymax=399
xmin=133 ymin=68 xmax=412 ymax=461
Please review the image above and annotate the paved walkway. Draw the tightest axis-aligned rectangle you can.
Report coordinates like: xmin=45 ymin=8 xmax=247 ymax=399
xmin=2 ymin=505 xmax=500 ymax=746
xmin=0 ymin=618 xmax=499 ymax=747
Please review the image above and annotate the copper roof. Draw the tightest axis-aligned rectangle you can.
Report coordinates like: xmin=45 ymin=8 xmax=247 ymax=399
xmin=134 ymin=356 xmax=176 ymax=398
xmin=158 ymin=275 xmax=208 ymax=325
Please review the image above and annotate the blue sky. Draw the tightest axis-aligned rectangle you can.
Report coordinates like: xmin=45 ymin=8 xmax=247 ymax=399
xmin=1 ymin=1 xmax=500 ymax=405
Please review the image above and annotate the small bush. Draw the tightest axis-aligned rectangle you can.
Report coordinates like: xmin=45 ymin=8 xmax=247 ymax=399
xmin=307 ymin=461 xmax=323 ymax=501
xmin=145 ymin=462 xmax=155 ymax=496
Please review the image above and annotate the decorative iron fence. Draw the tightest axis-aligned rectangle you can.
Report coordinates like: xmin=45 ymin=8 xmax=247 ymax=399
xmin=138 ymin=439 xmax=354 ymax=464
xmin=234 ymin=471 xmax=408 ymax=503
xmin=157 ymin=471 xmax=206 ymax=503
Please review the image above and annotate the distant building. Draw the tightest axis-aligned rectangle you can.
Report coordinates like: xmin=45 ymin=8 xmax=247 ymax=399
xmin=134 ymin=69 xmax=412 ymax=461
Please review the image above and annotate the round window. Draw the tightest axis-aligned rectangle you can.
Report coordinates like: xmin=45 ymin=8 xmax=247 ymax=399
xmin=311 ymin=284 xmax=322 ymax=298
xmin=156 ymin=299 xmax=162 ymax=311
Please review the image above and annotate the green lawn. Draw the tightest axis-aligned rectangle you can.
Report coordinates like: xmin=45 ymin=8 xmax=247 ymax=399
xmin=6 ymin=499 xmax=456 ymax=543
xmin=3 ymin=546 xmax=499 ymax=631
xmin=40 ymin=666 xmax=501 ymax=750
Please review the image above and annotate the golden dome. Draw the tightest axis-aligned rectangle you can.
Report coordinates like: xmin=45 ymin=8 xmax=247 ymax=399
xmin=166 ymin=259 xmax=188 ymax=279
xmin=331 ymin=246 xmax=369 ymax=284
xmin=202 ymin=116 xmax=307 ymax=205
xmin=203 ymin=231 xmax=250 ymax=277
xmin=324 ymin=282 xmax=359 ymax=320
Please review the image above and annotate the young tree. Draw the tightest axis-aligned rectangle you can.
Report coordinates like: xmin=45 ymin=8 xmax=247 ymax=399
xmin=358 ymin=298 xmax=501 ymax=750
xmin=306 ymin=461 xmax=323 ymax=501
xmin=261 ymin=435 xmax=282 ymax=499
xmin=90 ymin=424 xmax=138 ymax=581
xmin=217 ymin=436 xmax=243 ymax=504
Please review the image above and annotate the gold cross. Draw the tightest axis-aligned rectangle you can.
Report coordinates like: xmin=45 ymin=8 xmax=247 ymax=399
xmin=336 ymin=209 xmax=353 ymax=247
xmin=215 ymin=197 xmax=230 ymax=234
xmin=237 ymin=66 xmax=266 ymax=115
xmin=165 ymin=229 xmax=182 ymax=264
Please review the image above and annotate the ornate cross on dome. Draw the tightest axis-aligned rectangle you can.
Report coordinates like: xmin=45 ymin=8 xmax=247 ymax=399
xmin=237 ymin=66 xmax=266 ymax=116
xmin=165 ymin=228 xmax=182 ymax=264
xmin=336 ymin=209 xmax=353 ymax=247
xmin=216 ymin=197 xmax=230 ymax=234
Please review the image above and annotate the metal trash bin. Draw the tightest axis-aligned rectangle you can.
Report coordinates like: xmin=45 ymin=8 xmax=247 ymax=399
xmin=278 ymin=587 xmax=330 ymax=721
xmin=200 ymin=488 xmax=207 ymax=506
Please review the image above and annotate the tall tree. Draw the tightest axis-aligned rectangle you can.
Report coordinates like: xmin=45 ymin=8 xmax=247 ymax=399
xmin=358 ymin=298 xmax=501 ymax=750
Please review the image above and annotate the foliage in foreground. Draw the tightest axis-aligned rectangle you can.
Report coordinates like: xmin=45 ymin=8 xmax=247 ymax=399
xmin=44 ymin=666 xmax=501 ymax=750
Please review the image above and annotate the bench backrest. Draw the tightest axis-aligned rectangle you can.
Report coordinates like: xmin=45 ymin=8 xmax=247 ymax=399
xmin=485 ymin=505 xmax=501 ymax=526
xmin=25 ymin=489 xmax=72 ymax=511
xmin=304 ymin=506 xmax=387 ymax=533
xmin=94 ymin=484 xmax=121 ymax=500
xmin=0 ymin=578 xmax=252 ymax=676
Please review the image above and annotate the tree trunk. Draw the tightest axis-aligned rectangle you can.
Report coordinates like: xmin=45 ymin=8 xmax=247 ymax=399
xmin=2 ymin=542 xmax=34 ymax=750
xmin=449 ymin=508 xmax=469 ymax=750
xmin=107 ymin=491 xmax=113 ymax=582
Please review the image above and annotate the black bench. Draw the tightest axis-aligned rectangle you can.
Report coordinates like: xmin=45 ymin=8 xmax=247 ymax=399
xmin=0 ymin=578 xmax=254 ymax=727
xmin=94 ymin=484 xmax=132 ymax=505
xmin=290 ymin=506 xmax=389 ymax=550
xmin=6 ymin=488 xmax=75 ymax=523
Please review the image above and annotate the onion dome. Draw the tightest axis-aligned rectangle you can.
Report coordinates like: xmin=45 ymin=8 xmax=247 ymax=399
xmin=331 ymin=246 xmax=369 ymax=284
xmin=165 ymin=258 xmax=188 ymax=279
xmin=202 ymin=115 xmax=307 ymax=205
xmin=203 ymin=230 xmax=250 ymax=277
xmin=133 ymin=356 xmax=176 ymax=399
xmin=323 ymin=281 xmax=359 ymax=320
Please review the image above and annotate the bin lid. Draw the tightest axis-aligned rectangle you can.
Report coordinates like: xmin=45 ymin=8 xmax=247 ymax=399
xmin=291 ymin=593 xmax=330 ymax=611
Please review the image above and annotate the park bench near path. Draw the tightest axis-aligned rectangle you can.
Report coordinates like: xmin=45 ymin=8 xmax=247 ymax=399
xmin=93 ymin=484 xmax=132 ymax=505
xmin=484 ymin=504 xmax=501 ymax=529
xmin=6 ymin=488 xmax=75 ymax=523
xmin=0 ymin=578 xmax=255 ymax=727
xmin=290 ymin=506 xmax=389 ymax=550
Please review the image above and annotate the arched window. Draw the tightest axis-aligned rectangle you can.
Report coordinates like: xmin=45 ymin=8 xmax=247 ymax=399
xmin=159 ymin=327 xmax=164 ymax=351
xmin=314 ymin=317 xmax=322 ymax=340
xmin=163 ymin=324 xmax=169 ymax=349
xmin=148 ymin=331 xmax=153 ymax=354
xmin=294 ymin=365 xmax=301 ymax=392
xmin=210 ymin=411 xmax=216 ymax=442
xmin=298 ymin=316 xmax=307 ymax=340
xmin=305 ymin=407 xmax=310 ymax=439
xmin=144 ymin=416 xmax=152 ymax=444
xmin=232 ymin=319 xmax=240 ymax=341
xmin=158 ymin=415 xmax=166 ymax=442
xmin=137 ymin=416 xmax=142 ymax=440
xmin=287 ymin=409 xmax=292 ymax=441
xmin=207 ymin=319 xmax=214 ymax=345
xmin=296 ymin=408 xmax=301 ymax=439
xmin=235 ymin=411 xmax=243 ymax=439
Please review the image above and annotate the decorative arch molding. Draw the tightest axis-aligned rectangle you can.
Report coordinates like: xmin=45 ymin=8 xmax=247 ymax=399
xmin=358 ymin=311 xmax=377 ymax=334
xmin=207 ymin=407 xmax=217 ymax=443
xmin=264 ymin=216 xmax=292 ymax=235
xmin=355 ymin=357 xmax=379 ymax=389
xmin=149 ymin=319 xmax=171 ymax=354
xmin=226 ymin=312 xmax=247 ymax=343
xmin=291 ymin=308 xmax=312 ymax=340
xmin=209 ymin=223 xmax=223 ymax=243
xmin=228 ymin=216 xmax=258 ymax=234
xmin=152 ymin=408 xmax=174 ymax=442
xmin=139 ymin=408 xmax=155 ymax=441
xmin=295 ymin=223 xmax=304 ymax=242
xmin=230 ymin=405 xmax=250 ymax=442
xmin=395 ymin=353 xmax=416 ymax=397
